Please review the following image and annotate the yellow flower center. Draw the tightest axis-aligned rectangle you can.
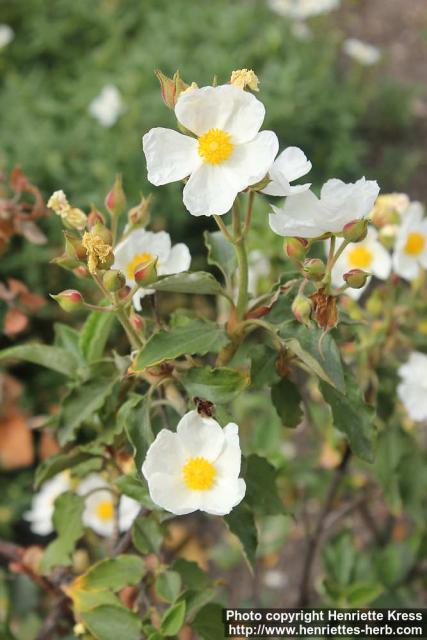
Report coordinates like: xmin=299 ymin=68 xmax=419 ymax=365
xmin=347 ymin=245 xmax=373 ymax=269
xmin=182 ymin=456 xmax=216 ymax=491
xmin=95 ymin=500 xmax=114 ymax=521
xmin=404 ymin=232 xmax=425 ymax=256
xmin=126 ymin=252 xmax=154 ymax=279
xmin=198 ymin=129 xmax=234 ymax=165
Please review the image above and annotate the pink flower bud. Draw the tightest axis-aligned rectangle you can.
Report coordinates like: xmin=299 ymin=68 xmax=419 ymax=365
xmin=154 ymin=69 xmax=189 ymax=109
xmin=291 ymin=294 xmax=312 ymax=326
xmin=343 ymin=218 xmax=368 ymax=243
xmin=343 ymin=269 xmax=369 ymax=289
xmin=102 ymin=269 xmax=126 ymax=292
xmin=105 ymin=174 xmax=126 ymax=216
xmin=283 ymin=237 xmax=309 ymax=261
xmin=134 ymin=258 xmax=158 ymax=286
xmin=87 ymin=206 xmax=105 ymax=229
xmin=51 ymin=289 xmax=84 ymax=312
xmin=302 ymin=258 xmax=326 ymax=281
xmin=130 ymin=312 xmax=144 ymax=333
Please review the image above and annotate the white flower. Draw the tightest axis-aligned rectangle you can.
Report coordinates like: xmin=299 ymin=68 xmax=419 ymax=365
xmin=78 ymin=474 xmax=139 ymax=537
xmin=142 ymin=410 xmax=246 ymax=516
xmin=329 ymin=227 xmax=391 ymax=299
xmin=267 ymin=0 xmax=340 ymax=20
xmin=0 ymin=24 xmax=14 ymax=49
xmin=247 ymin=249 xmax=271 ymax=295
xmin=343 ymin=38 xmax=381 ymax=66
xmin=113 ymin=228 xmax=191 ymax=310
xmin=269 ymin=177 xmax=380 ymax=239
xmin=143 ymin=84 xmax=278 ymax=217
xmin=397 ymin=352 xmax=427 ymax=421
xmin=24 ymin=472 xmax=71 ymax=536
xmin=392 ymin=202 xmax=427 ymax=281
xmin=261 ymin=146 xmax=311 ymax=197
xmin=89 ymin=85 xmax=123 ymax=127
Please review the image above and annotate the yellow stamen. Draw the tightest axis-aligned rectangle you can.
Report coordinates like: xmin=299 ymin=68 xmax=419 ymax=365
xmin=182 ymin=456 xmax=216 ymax=491
xmin=126 ymin=252 xmax=154 ymax=279
xmin=404 ymin=232 xmax=425 ymax=256
xmin=230 ymin=69 xmax=259 ymax=92
xmin=198 ymin=129 xmax=233 ymax=165
xmin=95 ymin=500 xmax=114 ymax=521
xmin=347 ymin=245 xmax=373 ymax=269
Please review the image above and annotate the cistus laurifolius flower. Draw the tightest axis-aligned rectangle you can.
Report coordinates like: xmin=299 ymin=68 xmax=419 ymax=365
xmin=142 ymin=84 xmax=278 ymax=216
xmin=142 ymin=410 xmax=246 ymax=516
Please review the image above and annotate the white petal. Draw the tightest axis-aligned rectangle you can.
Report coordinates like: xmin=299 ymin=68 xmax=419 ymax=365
xmin=215 ymin=423 xmax=242 ymax=478
xmin=199 ymin=478 xmax=246 ymax=516
xmin=175 ymin=85 xmax=265 ymax=143
xmin=147 ymin=472 xmax=199 ymax=515
xmin=320 ymin=177 xmax=380 ymax=229
xmin=393 ymin=250 xmax=420 ymax=281
xmin=142 ymin=429 xmax=187 ymax=479
xmin=159 ymin=243 xmax=191 ymax=275
xmin=176 ymin=410 xmax=225 ymax=461
xmin=398 ymin=352 xmax=427 ymax=383
xmin=143 ymin=128 xmax=200 ymax=186
xmin=397 ymin=382 xmax=427 ymax=421
xmin=370 ymin=243 xmax=392 ymax=280
xmin=224 ymin=131 xmax=279 ymax=190
xmin=275 ymin=146 xmax=312 ymax=182
xmin=269 ymin=191 xmax=326 ymax=238
xmin=183 ymin=163 xmax=238 ymax=216
xmin=119 ymin=495 xmax=140 ymax=532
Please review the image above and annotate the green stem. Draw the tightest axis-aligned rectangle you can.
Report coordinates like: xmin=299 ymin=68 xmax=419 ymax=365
xmin=232 ymin=202 xmax=249 ymax=319
xmin=214 ymin=214 xmax=235 ymax=244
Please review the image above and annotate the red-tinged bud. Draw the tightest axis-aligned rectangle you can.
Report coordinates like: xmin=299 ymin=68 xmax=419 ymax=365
xmin=130 ymin=312 xmax=144 ymax=334
xmin=64 ymin=232 xmax=87 ymax=261
xmin=154 ymin=69 xmax=189 ymax=109
xmin=343 ymin=269 xmax=370 ymax=289
xmin=128 ymin=194 xmax=152 ymax=228
xmin=73 ymin=265 xmax=90 ymax=279
xmin=284 ymin=237 xmax=309 ymax=261
xmin=91 ymin=222 xmax=113 ymax=245
xmin=105 ymin=174 xmax=126 ymax=216
xmin=302 ymin=258 xmax=326 ymax=281
xmin=134 ymin=258 xmax=158 ymax=286
xmin=291 ymin=294 xmax=312 ymax=326
xmin=102 ymin=269 xmax=126 ymax=292
xmin=342 ymin=218 xmax=368 ymax=243
xmin=87 ymin=206 xmax=105 ymax=228
xmin=51 ymin=254 xmax=80 ymax=271
xmin=50 ymin=289 xmax=84 ymax=312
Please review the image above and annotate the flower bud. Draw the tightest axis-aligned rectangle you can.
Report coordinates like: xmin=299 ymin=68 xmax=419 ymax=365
xmin=105 ymin=174 xmax=126 ymax=217
xmin=64 ymin=232 xmax=87 ymax=261
xmin=87 ymin=206 xmax=105 ymax=228
xmin=284 ymin=237 xmax=309 ymax=261
xmin=154 ymin=69 xmax=189 ymax=109
xmin=134 ymin=258 xmax=158 ymax=286
xmin=91 ymin=222 xmax=113 ymax=245
xmin=292 ymin=294 xmax=312 ymax=326
xmin=343 ymin=269 xmax=370 ymax=289
xmin=51 ymin=254 xmax=80 ymax=271
xmin=130 ymin=312 xmax=144 ymax=334
xmin=342 ymin=218 xmax=368 ymax=243
xmin=73 ymin=265 xmax=90 ymax=279
xmin=302 ymin=258 xmax=326 ymax=281
xmin=51 ymin=289 xmax=84 ymax=312
xmin=128 ymin=194 xmax=152 ymax=228
xmin=379 ymin=224 xmax=398 ymax=249
xmin=102 ymin=269 xmax=126 ymax=292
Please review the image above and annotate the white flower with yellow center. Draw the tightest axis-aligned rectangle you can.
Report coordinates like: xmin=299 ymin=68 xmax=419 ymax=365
xmin=392 ymin=203 xmax=427 ymax=281
xmin=142 ymin=410 xmax=246 ymax=516
xmin=78 ymin=474 xmax=140 ymax=537
xmin=113 ymin=228 xmax=191 ymax=310
xmin=329 ymin=227 xmax=391 ymax=299
xmin=261 ymin=146 xmax=311 ymax=197
xmin=343 ymin=38 xmax=381 ymax=66
xmin=89 ymin=85 xmax=123 ymax=128
xmin=267 ymin=0 xmax=340 ymax=20
xmin=24 ymin=472 xmax=71 ymax=536
xmin=269 ymin=177 xmax=379 ymax=239
xmin=143 ymin=84 xmax=279 ymax=216
xmin=397 ymin=352 xmax=427 ymax=422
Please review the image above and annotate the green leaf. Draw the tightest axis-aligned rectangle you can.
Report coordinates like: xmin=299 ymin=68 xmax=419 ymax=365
xmin=151 ymin=271 xmax=227 ymax=297
xmin=80 ymin=555 xmax=145 ymax=592
xmin=0 ymin=344 xmax=80 ymax=376
xmin=172 ymin=559 xmax=210 ymax=591
xmin=250 ymin=346 xmax=280 ymax=388
xmin=41 ymin=492 xmax=84 ymax=574
xmin=155 ymin=570 xmax=182 ymax=603
xmin=244 ymin=455 xmax=283 ymax=515
xmin=82 ymin=605 xmax=142 ymax=640
xmin=193 ymin=603 xmax=226 ymax=640
xmin=281 ymin=324 xmax=345 ymax=392
xmin=271 ymin=377 xmax=303 ymax=428
xmin=180 ymin=366 xmax=249 ymax=403
xmin=115 ymin=475 xmax=149 ymax=503
xmin=131 ymin=513 xmax=163 ymax=555
xmin=54 ymin=323 xmax=85 ymax=366
xmin=224 ymin=501 xmax=257 ymax=569
xmin=35 ymin=448 xmax=94 ymax=488
xmin=346 ymin=582 xmax=383 ymax=606
xmin=79 ymin=311 xmax=116 ymax=363
xmin=134 ymin=320 xmax=228 ymax=370
xmin=203 ymin=231 xmax=237 ymax=282
xmin=58 ymin=378 xmax=116 ymax=445
xmin=320 ymin=368 xmax=377 ymax=462
xmin=118 ymin=393 xmax=152 ymax=471
xmin=160 ymin=600 xmax=186 ymax=637
xmin=183 ymin=588 xmax=217 ymax=623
